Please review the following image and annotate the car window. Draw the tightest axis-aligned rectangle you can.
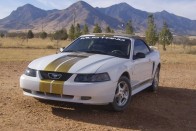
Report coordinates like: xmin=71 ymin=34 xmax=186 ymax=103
xmin=133 ymin=39 xmax=150 ymax=59
xmin=63 ymin=36 xmax=131 ymax=59
xmin=133 ymin=39 xmax=150 ymax=55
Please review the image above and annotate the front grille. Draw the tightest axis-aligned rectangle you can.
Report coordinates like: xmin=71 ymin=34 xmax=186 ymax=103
xmin=34 ymin=91 xmax=74 ymax=99
xmin=40 ymin=71 xmax=72 ymax=81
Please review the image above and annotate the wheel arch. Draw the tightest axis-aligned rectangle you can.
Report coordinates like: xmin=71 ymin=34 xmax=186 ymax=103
xmin=120 ymin=71 xmax=130 ymax=80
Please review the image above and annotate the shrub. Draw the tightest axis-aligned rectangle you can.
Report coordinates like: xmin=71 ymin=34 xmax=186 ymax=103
xmin=53 ymin=29 xmax=68 ymax=40
xmin=27 ymin=30 xmax=34 ymax=39
xmin=46 ymin=45 xmax=54 ymax=49
xmin=40 ymin=31 xmax=47 ymax=39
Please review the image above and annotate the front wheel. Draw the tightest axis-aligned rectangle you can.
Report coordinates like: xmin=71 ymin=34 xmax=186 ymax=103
xmin=110 ymin=76 xmax=131 ymax=112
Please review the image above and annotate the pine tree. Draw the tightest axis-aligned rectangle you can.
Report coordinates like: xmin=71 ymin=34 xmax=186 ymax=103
xmin=93 ymin=24 xmax=102 ymax=33
xmin=145 ymin=14 xmax=158 ymax=45
xmin=27 ymin=30 xmax=34 ymax=39
xmin=105 ymin=26 xmax=111 ymax=33
xmin=69 ymin=24 xmax=75 ymax=40
xmin=75 ymin=23 xmax=82 ymax=38
xmin=159 ymin=22 xmax=173 ymax=51
xmin=82 ymin=24 xmax=89 ymax=34
xmin=125 ymin=21 xmax=134 ymax=35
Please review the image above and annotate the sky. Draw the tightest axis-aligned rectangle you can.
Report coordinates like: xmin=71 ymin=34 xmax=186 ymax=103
xmin=0 ymin=0 xmax=196 ymax=20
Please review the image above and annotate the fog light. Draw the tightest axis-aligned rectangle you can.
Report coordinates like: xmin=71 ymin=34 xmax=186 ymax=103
xmin=81 ymin=96 xmax=91 ymax=100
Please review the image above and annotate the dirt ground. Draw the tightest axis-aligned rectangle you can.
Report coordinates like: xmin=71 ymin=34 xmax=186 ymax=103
xmin=0 ymin=58 xmax=196 ymax=130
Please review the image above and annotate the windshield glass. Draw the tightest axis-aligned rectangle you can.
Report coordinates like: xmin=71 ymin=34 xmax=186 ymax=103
xmin=63 ymin=36 xmax=131 ymax=59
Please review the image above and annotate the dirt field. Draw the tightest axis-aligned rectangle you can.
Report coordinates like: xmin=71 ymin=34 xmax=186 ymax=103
xmin=0 ymin=48 xmax=196 ymax=131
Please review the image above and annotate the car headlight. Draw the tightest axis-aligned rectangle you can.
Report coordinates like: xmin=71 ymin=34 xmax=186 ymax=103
xmin=25 ymin=68 xmax=36 ymax=77
xmin=74 ymin=73 xmax=110 ymax=82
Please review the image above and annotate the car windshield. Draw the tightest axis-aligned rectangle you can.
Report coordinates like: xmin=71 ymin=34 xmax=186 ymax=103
xmin=63 ymin=36 xmax=131 ymax=59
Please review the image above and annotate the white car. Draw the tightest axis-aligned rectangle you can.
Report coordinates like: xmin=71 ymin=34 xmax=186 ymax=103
xmin=20 ymin=34 xmax=160 ymax=111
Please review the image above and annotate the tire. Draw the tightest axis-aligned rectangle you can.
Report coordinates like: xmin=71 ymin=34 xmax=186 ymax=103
xmin=109 ymin=76 xmax=132 ymax=112
xmin=149 ymin=67 xmax=160 ymax=92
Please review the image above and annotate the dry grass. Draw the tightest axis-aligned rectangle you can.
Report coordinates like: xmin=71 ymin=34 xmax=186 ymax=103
xmin=0 ymin=48 xmax=56 ymax=61
xmin=0 ymin=38 xmax=196 ymax=63
xmin=157 ymin=45 xmax=196 ymax=64
xmin=0 ymin=37 xmax=71 ymax=49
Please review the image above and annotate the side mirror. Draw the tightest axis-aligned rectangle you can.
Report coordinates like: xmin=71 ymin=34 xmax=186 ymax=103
xmin=134 ymin=52 xmax=145 ymax=60
xmin=59 ymin=47 xmax=65 ymax=52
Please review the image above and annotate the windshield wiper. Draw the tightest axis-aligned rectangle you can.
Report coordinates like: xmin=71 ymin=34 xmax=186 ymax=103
xmin=84 ymin=50 xmax=107 ymax=55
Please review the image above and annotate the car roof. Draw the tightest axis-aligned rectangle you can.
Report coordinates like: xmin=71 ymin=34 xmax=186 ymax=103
xmin=81 ymin=33 xmax=144 ymax=40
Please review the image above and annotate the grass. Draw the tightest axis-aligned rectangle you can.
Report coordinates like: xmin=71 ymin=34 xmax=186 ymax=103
xmin=0 ymin=48 xmax=56 ymax=61
xmin=157 ymin=44 xmax=196 ymax=64
xmin=0 ymin=37 xmax=71 ymax=49
xmin=0 ymin=38 xmax=196 ymax=63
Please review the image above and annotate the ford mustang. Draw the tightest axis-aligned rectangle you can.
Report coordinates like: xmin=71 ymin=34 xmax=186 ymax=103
xmin=20 ymin=34 xmax=160 ymax=111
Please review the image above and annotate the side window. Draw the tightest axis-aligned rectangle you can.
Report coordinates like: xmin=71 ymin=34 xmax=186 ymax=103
xmin=133 ymin=39 xmax=150 ymax=59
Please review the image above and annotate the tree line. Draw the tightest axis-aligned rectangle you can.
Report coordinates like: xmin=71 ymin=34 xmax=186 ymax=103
xmin=0 ymin=14 xmax=192 ymax=51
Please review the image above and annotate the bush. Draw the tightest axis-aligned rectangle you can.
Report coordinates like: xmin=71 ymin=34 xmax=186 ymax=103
xmin=46 ymin=45 xmax=54 ymax=49
xmin=53 ymin=29 xmax=68 ymax=40
xmin=40 ymin=31 xmax=47 ymax=39
xmin=0 ymin=33 xmax=5 ymax=38
xmin=27 ymin=30 xmax=34 ymax=39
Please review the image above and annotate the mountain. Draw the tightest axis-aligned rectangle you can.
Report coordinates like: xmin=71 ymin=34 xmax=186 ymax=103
xmin=38 ymin=1 xmax=121 ymax=31
xmin=154 ymin=10 xmax=196 ymax=35
xmin=97 ymin=3 xmax=196 ymax=35
xmin=0 ymin=1 xmax=121 ymax=32
xmin=0 ymin=1 xmax=196 ymax=35
xmin=96 ymin=3 xmax=148 ymax=32
xmin=0 ymin=4 xmax=48 ymax=30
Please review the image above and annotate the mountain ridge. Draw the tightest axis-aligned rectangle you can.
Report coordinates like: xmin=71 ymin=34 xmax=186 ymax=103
xmin=0 ymin=1 xmax=195 ymax=35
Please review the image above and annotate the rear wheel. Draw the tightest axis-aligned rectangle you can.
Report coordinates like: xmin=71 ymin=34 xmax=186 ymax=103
xmin=110 ymin=76 xmax=131 ymax=112
xmin=149 ymin=67 xmax=160 ymax=92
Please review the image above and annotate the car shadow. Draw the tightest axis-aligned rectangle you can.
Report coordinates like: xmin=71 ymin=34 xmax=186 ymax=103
xmin=38 ymin=86 xmax=196 ymax=130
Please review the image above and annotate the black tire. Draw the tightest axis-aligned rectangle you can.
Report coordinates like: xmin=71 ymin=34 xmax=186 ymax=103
xmin=109 ymin=76 xmax=132 ymax=112
xmin=149 ymin=67 xmax=160 ymax=92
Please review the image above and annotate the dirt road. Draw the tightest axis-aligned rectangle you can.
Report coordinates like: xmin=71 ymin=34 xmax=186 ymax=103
xmin=0 ymin=60 xmax=196 ymax=131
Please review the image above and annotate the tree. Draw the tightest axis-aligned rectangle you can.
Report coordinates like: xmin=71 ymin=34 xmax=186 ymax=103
xmin=69 ymin=24 xmax=75 ymax=40
xmin=27 ymin=30 xmax=34 ymax=39
xmin=93 ymin=24 xmax=102 ymax=33
xmin=0 ymin=33 xmax=5 ymax=38
xmin=82 ymin=24 xmax=89 ymax=34
xmin=145 ymin=14 xmax=158 ymax=45
xmin=159 ymin=22 xmax=173 ymax=51
xmin=40 ymin=31 xmax=47 ymax=39
xmin=105 ymin=26 xmax=112 ymax=33
xmin=111 ymin=29 xmax=115 ymax=33
xmin=75 ymin=23 xmax=82 ymax=38
xmin=125 ymin=21 xmax=134 ymax=35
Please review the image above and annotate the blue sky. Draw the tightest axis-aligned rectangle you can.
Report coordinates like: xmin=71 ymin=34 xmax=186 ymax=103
xmin=0 ymin=0 xmax=196 ymax=20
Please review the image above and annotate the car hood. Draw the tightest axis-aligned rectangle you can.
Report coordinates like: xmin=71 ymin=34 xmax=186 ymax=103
xmin=28 ymin=52 xmax=118 ymax=73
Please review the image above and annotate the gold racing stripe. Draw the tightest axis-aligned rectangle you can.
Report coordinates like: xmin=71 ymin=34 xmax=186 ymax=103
xmin=51 ymin=81 xmax=64 ymax=94
xmin=39 ymin=53 xmax=93 ymax=94
xmin=55 ymin=57 xmax=84 ymax=72
xmin=44 ymin=56 xmax=72 ymax=71
xmin=40 ymin=80 xmax=52 ymax=93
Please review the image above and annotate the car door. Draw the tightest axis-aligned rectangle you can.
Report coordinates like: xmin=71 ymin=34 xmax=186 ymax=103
xmin=131 ymin=39 xmax=153 ymax=88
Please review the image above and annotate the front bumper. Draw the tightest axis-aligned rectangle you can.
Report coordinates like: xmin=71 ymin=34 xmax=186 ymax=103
xmin=20 ymin=74 xmax=117 ymax=105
